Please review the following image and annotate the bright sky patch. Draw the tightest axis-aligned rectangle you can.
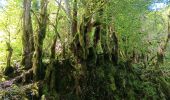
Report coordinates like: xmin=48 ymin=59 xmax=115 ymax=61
xmin=149 ymin=3 xmax=167 ymax=11
xmin=0 ymin=0 xmax=7 ymax=8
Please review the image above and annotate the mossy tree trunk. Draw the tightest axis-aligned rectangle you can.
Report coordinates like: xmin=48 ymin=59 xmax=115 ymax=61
xmin=45 ymin=1 xmax=62 ymax=92
xmin=4 ymin=26 xmax=14 ymax=76
xmin=6 ymin=42 xmax=13 ymax=68
xmin=22 ymin=0 xmax=34 ymax=69
xmin=33 ymin=0 xmax=48 ymax=81
xmin=71 ymin=0 xmax=78 ymax=57
xmin=4 ymin=42 xmax=13 ymax=76
xmin=156 ymin=14 xmax=170 ymax=67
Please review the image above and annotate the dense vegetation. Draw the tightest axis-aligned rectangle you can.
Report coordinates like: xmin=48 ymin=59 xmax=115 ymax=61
xmin=0 ymin=0 xmax=170 ymax=99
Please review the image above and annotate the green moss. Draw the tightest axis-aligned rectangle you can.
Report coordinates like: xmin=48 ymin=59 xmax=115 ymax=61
xmin=110 ymin=83 xmax=116 ymax=91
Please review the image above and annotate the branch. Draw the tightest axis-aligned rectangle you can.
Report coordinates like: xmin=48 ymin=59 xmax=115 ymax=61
xmin=31 ymin=9 xmax=41 ymax=25
xmin=55 ymin=0 xmax=72 ymax=22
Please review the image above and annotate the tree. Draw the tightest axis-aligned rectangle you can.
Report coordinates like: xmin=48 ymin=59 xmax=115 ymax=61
xmin=22 ymin=0 xmax=34 ymax=69
xmin=33 ymin=0 xmax=48 ymax=80
xmin=0 ymin=0 xmax=170 ymax=99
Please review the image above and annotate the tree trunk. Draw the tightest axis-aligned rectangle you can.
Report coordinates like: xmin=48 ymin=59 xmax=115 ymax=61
xmin=4 ymin=42 xmax=13 ymax=76
xmin=33 ymin=0 xmax=48 ymax=80
xmin=70 ymin=0 xmax=79 ymax=61
xmin=156 ymin=14 xmax=170 ymax=66
xmin=22 ymin=0 xmax=34 ymax=69
xmin=6 ymin=42 xmax=13 ymax=68
xmin=72 ymin=0 xmax=78 ymax=36
xmin=64 ymin=0 xmax=71 ymax=20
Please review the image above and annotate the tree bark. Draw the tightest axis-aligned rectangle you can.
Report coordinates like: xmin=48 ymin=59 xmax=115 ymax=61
xmin=22 ymin=0 xmax=34 ymax=69
xmin=6 ymin=42 xmax=13 ymax=68
xmin=72 ymin=0 xmax=78 ymax=36
xmin=156 ymin=14 xmax=170 ymax=66
xmin=33 ymin=0 xmax=48 ymax=80
xmin=4 ymin=42 xmax=13 ymax=76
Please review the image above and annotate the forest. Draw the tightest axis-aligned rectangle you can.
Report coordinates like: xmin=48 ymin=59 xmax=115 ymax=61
xmin=0 ymin=0 xmax=170 ymax=100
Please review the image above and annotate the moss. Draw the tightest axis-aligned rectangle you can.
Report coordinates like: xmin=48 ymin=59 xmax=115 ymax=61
xmin=110 ymin=83 xmax=116 ymax=92
xmin=157 ymin=77 xmax=170 ymax=99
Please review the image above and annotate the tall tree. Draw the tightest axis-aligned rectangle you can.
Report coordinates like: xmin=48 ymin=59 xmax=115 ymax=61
xmin=33 ymin=0 xmax=48 ymax=80
xmin=71 ymin=0 xmax=78 ymax=57
xmin=44 ymin=0 xmax=62 ymax=92
xmin=22 ymin=0 xmax=34 ymax=69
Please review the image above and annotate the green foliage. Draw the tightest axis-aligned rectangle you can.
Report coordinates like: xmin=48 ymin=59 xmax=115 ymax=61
xmin=0 ymin=0 xmax=170 ymax=99
xmin=0 ymin=0 xmax=22 ymax=70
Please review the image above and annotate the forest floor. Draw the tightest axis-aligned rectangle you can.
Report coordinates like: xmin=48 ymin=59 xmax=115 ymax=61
xmin=0 ymin=61 xmax=170 ymax=100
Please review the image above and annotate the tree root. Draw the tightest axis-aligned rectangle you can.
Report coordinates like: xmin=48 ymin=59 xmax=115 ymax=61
xmin=0 ymin=68 xmax=33 ymax=89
